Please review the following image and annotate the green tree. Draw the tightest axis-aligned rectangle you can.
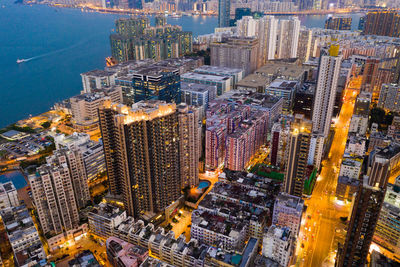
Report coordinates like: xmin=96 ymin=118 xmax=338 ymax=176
xmin=41 ymin=121 xmax=51 ymax=129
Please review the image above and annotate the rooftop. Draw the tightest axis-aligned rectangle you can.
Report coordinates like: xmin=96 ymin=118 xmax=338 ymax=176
xmin=192 ymin=209 xmax=247 ymax=239
xmin=266 ymin=225 xmax=292 ymax=242
xmin=210 ymin=182 xmax=275 ymax=210
xmin=236 ymin=74 xmax=269 ymax=88
xmin=68 ymin=250 xmax=100 ymax=267
xmin=198 ymin=194 xmax=268 ymax=223
xmin=338 ymin=176 xmax=361 ymax=186
xmin=88 ymin=203 xmax=125 ymax=220
xmin=193 ymin=65 xmax=243 ymax=75
xmin=219 ymin=170 xmax=282 ymax=193
xmin=0 ymin=181 xmax=16 ymax=193
xmin=255 ymin=62 xmax=309 ymax=80
xmin=267 ymin=79 xmax=299 ymax=91
xmin=253 ymin=255 xmax=279 ymax=267
xmin=181 ymin=72 xmax=231 ymax=82
xmin=181 ymin=82 xmax=216 ymax=93
xmin=376 ymin=144 xmax=400 ymax=159
xmin=81 ymin=69 xmax=115 ymax=77
xmin=274 ymin=192 xmax=304 ymax=212
xmin=0 ymin=205 xmax=39 ymax=243
xmin=216 ymin=90 xmax=283 ymax=109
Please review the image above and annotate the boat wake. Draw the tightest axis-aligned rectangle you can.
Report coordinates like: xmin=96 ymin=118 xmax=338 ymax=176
xmin=16 ymin=35 xmax=97 ymax=64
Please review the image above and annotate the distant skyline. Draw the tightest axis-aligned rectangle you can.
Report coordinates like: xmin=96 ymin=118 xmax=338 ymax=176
xmin=0 ymin=0 xmax=362 ymax=127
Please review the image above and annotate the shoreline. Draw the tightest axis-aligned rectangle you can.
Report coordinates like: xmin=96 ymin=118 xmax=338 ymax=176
xmin=23 ymin=1 xmax=371 ymax=16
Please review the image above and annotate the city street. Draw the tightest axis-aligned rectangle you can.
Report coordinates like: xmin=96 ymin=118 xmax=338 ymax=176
xmin=296 ymin=87 xmax=357 ymax=267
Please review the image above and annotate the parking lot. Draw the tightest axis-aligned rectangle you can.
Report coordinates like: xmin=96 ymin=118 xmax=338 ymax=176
xmin=0 ymin=132 xmax=53 ymax=159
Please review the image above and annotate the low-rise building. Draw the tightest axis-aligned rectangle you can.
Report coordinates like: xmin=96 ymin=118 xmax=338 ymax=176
xmin=181 ymin=72 xmax=232 ymax=96
xmin=192 ymin=65 xmax=244 ymax=86
xmin=339 ymin=156 xmax=363 ymax=180
xmin=345 ymin=134 xmax=367 ymax=157
xmin=336 ymin=176 xmax=360 ymax=201
xmin=0 ymin=205 xmax=46 ymax=267
xmin=68 ymin=250 xmax=101 ymax=266
xmin=106 ymin=237 xmax=148 ymax=267
xmin=349 ymin=115 xmax=368 ymax=135
xmin=272 ymin=192 xmax=304 ymax=237
xmin=265 ymin=79 xmax=299 ymax=113
xmin=255 ymin=62 xmax=309 ymax=85
xmin=0 ymin=181 xmax=19 ymax=209
xmin=262 ymin=226 xmax=294 ymax=267
xmin=235 ymin=74 xmax=270 ymax=93
xmin=180 ymin=82 xmax=217 ymax=118
xmin=81 ymin=69 xmax=117 ymax=93
xmin=70 ymin=86 xmax=123 ymax=132
xmin=191 ymin=209 xmax=248 ymax=251
xmin=88 ymin=203 xmax=127 ymax=238
xmin=205 ymin=91 xmax=283 ymax=170
xmin=55 ymin=132 xmax=106 ymax=183
xmin=204 ymin=237 xmax=259 ymax=267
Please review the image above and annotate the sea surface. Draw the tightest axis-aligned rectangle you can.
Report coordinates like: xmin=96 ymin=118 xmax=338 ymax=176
xmin=0 ymin=171 xmax=28 ymax=189
xmin=0 ymin=0 xmax=363 ymax=127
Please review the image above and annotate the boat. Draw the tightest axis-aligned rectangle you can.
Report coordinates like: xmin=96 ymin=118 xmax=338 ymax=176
xmin=171 ymin=13 xmax=182 ymax=18
xmin=16 ymin=59 xmax=26 ymax=64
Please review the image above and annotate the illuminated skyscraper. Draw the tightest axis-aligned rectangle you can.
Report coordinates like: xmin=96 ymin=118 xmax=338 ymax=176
xmin=283 ymin=114 xmax=312 ymax=197
xmin=99 ymin=100 xmax=198 ymax=220
xmin=99 ymin=101 xmax=180 ymax=219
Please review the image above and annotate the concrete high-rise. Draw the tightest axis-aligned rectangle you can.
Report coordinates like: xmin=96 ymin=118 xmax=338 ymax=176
xmin=297 ymin=27 xmax=312 ymax=63
xmin=312 ymin=47 xmax=342 ymax=138
xmin=0 ymin=182 xmax=19 ymax=209
xmin=283 ymin=114 xmax=312 ymax=197
xmin=218 ymin=0 xmax=230 ymax=27
xmin=258 ymin=16 xmax=278 ymax=65
xmin=177 ymin=103 xmax=200 ymax=189
xmin=29 ymin=162 xmax=80 ymax=235
xmin=110 ymin=17 xmax=192 ymax=63
xmin=50 ymin=149 xmax=91 ymax=209
xmin=210 ymin=37 xmax=259 ymax=75
xmin=276 ymin=17 xmax=300 ymax=59
xmin=99 ymin=100 xmax=196 ymax=220
xmin=324 ymin=16 xmax=352 ymax=30
xmin=235 ymin=15 xmax=277 ymax=65
xmin=363 ymin=11 xmax=400 ymax=37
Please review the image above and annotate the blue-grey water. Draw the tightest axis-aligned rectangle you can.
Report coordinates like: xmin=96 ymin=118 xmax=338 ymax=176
xmin=0 ymin=171 xmax=28 ymax=189
xmin=0 ymin=0 xmax=363 ymax=127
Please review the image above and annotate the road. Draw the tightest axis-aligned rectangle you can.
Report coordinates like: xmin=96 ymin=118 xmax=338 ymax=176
xmin=296 ymin=87 xmax=357 ymax=267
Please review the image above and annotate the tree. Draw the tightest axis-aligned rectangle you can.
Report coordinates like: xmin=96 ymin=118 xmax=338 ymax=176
xmin=369 ymin=107 xmax=385 ymax=127
xmin=41 ymin=121 xmax=51 ymax=129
